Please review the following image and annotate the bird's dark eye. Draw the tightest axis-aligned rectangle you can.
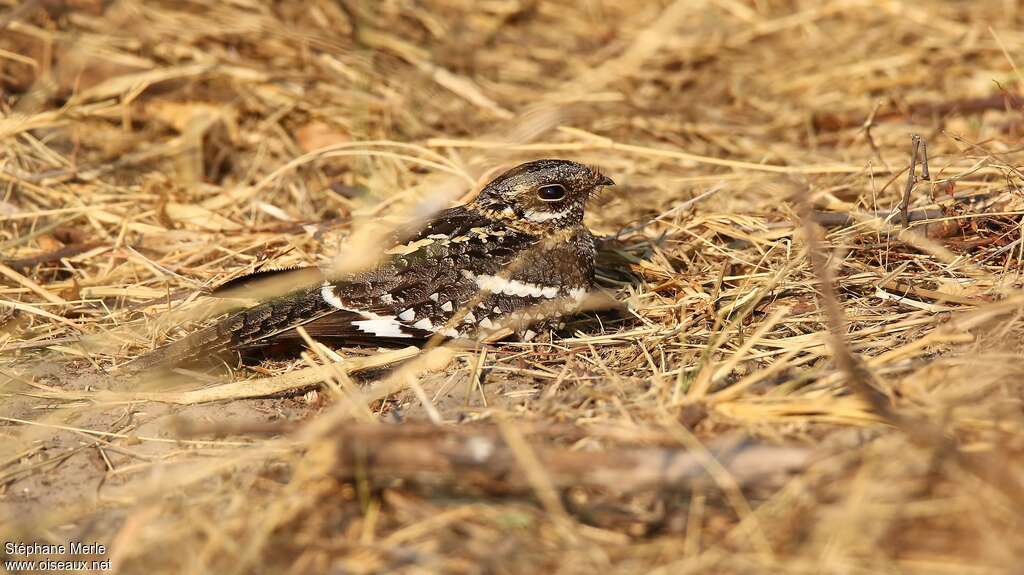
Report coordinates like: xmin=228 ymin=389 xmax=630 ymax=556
xmin=536 ymin=184 xmax=566 ymax=201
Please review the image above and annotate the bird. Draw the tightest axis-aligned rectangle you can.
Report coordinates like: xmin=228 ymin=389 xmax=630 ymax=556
xmin=125 ymin=159 xmax=614 ymax=371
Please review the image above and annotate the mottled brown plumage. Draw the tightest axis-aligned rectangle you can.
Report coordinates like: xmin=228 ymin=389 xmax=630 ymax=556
xmin=127 ymin=159 xmax=613 ymax=370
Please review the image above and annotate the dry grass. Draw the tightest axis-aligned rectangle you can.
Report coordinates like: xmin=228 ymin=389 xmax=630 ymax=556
xmin=2 ymin=0 xmax=1024 ymax=573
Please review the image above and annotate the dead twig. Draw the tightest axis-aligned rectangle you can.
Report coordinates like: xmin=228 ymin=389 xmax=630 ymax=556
xmin=813 ymin=92 xmax=1023 ymax=132
xmin=897 ymin=134 xmax=930 ymax=228
xmin=327 ymin=424 xmax=812 ymax=496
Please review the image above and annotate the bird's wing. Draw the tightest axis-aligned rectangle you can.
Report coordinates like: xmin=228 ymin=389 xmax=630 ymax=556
xmin=316 ymin=206 xmax=540 ymax=339
xmin=124 ymin=207 xmax=538 ymax=370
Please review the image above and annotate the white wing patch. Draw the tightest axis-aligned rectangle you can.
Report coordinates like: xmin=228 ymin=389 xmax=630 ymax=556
xmin=471 ymin=273 xmax=565 ymax=299
xmin=353 ymin=318 xmax=412 ymax=338
xmin=322 ymin=282 xmax=415 ymax=338
xmin=321 ymin=282 xmax=349 ymax=311
xmin=568 ymin=287 xmax=588 ymax=302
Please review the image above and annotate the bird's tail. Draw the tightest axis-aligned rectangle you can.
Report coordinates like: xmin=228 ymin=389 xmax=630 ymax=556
xmin=122 ymin=287 xmax=331 ymax=372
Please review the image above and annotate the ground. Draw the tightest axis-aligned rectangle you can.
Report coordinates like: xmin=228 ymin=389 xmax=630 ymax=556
xmin=2 ymin=0 xmax=1024 ymax=573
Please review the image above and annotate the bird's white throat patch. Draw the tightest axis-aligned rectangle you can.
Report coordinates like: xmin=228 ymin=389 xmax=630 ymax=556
xmin=523 ymin=208 xmax=570 ymax=223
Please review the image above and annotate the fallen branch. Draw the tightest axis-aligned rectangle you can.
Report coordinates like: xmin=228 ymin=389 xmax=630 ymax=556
xmin=1 ymin=242 xmax=104 ymax=271
xmin=325 ymin=424 xmax=813 ymax=495
xmin=812 ymin=208 xmax=943 ymax=227
xmin=813 ymin=92 xmax=1023 ymax=132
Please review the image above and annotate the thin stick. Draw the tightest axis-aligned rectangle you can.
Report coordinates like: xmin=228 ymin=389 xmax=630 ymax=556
xmin=0 ymin=262 xmax=68 ymax=305
xmin=799 ymin=193 xmax=893 ymax=414
xmin=899 ymin=135 xmax=922 ymax=228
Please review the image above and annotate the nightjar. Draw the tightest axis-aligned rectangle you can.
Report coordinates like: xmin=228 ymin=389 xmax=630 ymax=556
xmin=128 ymin=159 xmax=613 ymax=369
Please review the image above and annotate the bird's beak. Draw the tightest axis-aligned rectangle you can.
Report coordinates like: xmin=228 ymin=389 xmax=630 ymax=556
xmin=588 ymin=174 xmax=615 ymax=201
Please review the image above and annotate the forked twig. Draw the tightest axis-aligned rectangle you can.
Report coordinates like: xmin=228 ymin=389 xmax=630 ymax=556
xmin=898 ymin=135 xmax=931 ymax=228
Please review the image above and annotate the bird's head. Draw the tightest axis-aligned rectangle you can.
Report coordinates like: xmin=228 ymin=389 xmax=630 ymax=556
xmin=472 ymin=159 xmax=614 ymax=231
